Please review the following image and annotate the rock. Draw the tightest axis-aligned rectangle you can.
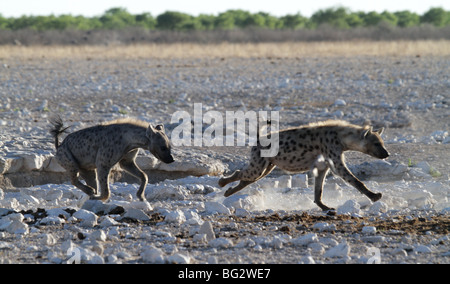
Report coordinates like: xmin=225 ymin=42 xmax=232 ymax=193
xmin=223 ymin=194 xmax=258 ymax=211
xmin=333 ymin=99 xmax=346 ymax=107
xmin=204 ymin=201 xmax=231 ymax=215
xmin=0 ymin=208 xmax=13 ymax=217
xmin=121 ymin=208 xmax=150 ymax=221
xmin=0 ymin=213 xmax=28 ymax=234
xmin=73 ymin=209 xmax=98 ymax=227
xmin=138 ymin=149 xmax=225 ymax=176
xmin=163 ymin=209 xmax=186 ymax=224
xmin=361 ymin=236 xmax=385 ymax=243
xmin=146 ymin=185 xmax=188 ymax=201
xmin=362 ymin=226 xmax=377 ymax=235
xmin=39 ymin=216 xmax=65 ymax=226
xmin=291 ymin=233 xmax=318 ymax=246
xmin=6 ymin=219 xmax=28 ymax=234
xmin=416 ymin=161 xmax=431 ymax=174
xmin=414 ymin=245 xmax=433 ymax=254
xmin=141 ymin=247 xmax=165 ymax=263
xmin=89 ymin=230 xmax=107 ymax=242
xmin=183 ymin=210 xmax=203 ymax=226
xmin=167 ymin=253 xmax=191 ymax=264
xmin=199 ymin=221 xmax=215 ymax=241
xmin=0 ymin=156 xmax=23 ymax=174
xmin=98 ymin=216 xmax=119 ymax=227
xmin=44 ymin=188 xmax=63 ymax=201
xmin=235 ymin=208 xmax=250 ymax=217
xmin=298 ymin=255 xmax=315 ymax=264
xmin=337 ymin=200 xmax=361 ymax=215
xmin=324 ymin=241 xmax=351 ymax=258
xmin=368 ymin=201 xmax=388 ymax=215
xmin=81 ymin=199 xmax=124 ymax=215
xmin=277 ymin=175 xmax=292 ymax=188
xmin=193 ymin=233 xmax=207 ymax=243
xmin=430 ymin=130 xmax=448 ymax=142
xmin=312 ymin=222 xmax=336 ymax=232
xmin=40 ymin=233 xmax=56 ymax=245
xmin=17 ymin=153 xmax=47 ymax=171
xmin=209 ymin=237 xmax=233 ymax=248
xmin=46 ymin=208 xmax=72 ymax=219
xmin=291 ymin=174 xmax=308 ymax=188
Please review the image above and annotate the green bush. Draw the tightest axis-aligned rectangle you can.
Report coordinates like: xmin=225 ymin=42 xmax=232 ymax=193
xmin=1 ymin=6 xmax=449 ymax=32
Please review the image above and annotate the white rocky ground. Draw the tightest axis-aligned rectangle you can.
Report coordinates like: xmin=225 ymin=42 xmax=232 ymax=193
xmin=0 ymin=55 xmax=448 ymax=263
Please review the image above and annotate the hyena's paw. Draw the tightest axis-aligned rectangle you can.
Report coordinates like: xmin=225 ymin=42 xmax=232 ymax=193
xmin=370 ymin=192 xmax=382 ymax=202
xmin=224 ymin=187 xmax=235 ymax=197
xmin=218 ymin=177 xmax=227 ymax=188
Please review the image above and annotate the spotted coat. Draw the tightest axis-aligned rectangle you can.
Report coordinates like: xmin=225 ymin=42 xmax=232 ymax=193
xmin=219 ymin=120 xmax=389 ymax=211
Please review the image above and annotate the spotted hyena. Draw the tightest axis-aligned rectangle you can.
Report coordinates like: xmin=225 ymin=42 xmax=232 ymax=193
xmin=50 ymin=116 xmax=174 ymax=202
xmin=218 ymin=120 xmax=389 ymax=211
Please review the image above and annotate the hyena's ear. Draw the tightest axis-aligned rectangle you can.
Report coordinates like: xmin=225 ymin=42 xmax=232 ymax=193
xmin=373 ymin=127 xmax=385 ymax=135
xmin=361 ymin=126 xmax=373 ymax=139
xmin=146 ymin=124 xmax=157 ymax=137
xmin=154 ymin=124 xmax=165 ymax=131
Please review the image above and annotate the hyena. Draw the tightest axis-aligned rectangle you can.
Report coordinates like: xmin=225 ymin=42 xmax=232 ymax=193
xmin=50 ymin=116 xmax=174 ymax=202
xmin=219 ymin=120 xmax=389 ymax=211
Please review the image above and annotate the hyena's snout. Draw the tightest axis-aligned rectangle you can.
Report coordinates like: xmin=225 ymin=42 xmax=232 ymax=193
xmin=164 ymin=154 xmax=175 ymax=164
xmin=377 ymin=148 xmax=390 ymax=159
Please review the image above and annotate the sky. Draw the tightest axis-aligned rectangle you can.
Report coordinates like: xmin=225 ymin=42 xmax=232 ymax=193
xmin=1 ymin=0 xmax=449 ymax=18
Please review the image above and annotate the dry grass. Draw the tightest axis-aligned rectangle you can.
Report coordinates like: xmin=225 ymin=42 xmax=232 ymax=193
xmin=1 ymin=40 xmax=450 ymax=60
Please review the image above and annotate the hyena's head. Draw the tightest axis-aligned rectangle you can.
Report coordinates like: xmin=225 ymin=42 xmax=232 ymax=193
xmin=360 ymin=126 xmax=389 ymax=159
xmin=146 ymin=124 xmax=175 ymax=164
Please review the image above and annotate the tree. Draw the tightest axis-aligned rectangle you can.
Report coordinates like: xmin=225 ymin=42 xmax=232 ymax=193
xmin=361 ymin=11 xmax=383 ymax=26
xmin=135 ymin=13 xmax=156 ymax=29
xmin=156 ymin=11 xmax=199 ymax=30
xmin=214 ymin=11 xmax=235 ymax=30
xmin=99 ymin=7 xmax=136 ymax=29
xmin=311 ymin=7 xmax=351 ymax=29
xmin=394 ymin=11 xmax=419 ymax=27
xmin=421 ymin=7 xmax=448 ymax=27
xmin=380 ymin=11 xmax=398 ymax=26
xmin=280 ymin=13 xmax=308 ymax=29
xmin=0 ymin=14 xmax=9 ymax=29
xmin=197 ymin=14 xmax=216 ymax=30
xmin=256 ymin=12 xmax=281 ymax=29
xmin=242 ymin=13 xmax=265 ymax=28
xmin=345 ymin=12 xmax=364 ymax=28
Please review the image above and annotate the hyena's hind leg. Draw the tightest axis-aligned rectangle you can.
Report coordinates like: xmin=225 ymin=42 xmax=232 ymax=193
xmin=220 ymin=158 xmax=275 ymax=197
xmin=56 ymin=151 xmax=96 ymax=197
xmin=79 ymin=169 xmax=98 ymax=195
xmin=218 ymin=170 xmax=241 ymax=187
xmin=69 ymin=169 xmax=96 ymax=197
xmin=313 ymin=167 xmax=335 ymax=211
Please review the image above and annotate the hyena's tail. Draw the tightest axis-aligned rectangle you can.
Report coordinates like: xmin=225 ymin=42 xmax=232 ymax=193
xmin=49 ymin=115 xmax=70 ymax=149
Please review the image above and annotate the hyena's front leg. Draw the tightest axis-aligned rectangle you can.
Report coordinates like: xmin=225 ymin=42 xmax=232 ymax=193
xmin=314 ymin=167 xmax=334 ymax=211
xmin=333 ymin=156 xmax=382 ymax=202
xmin=92 ymin=166 xmax=112 ymax=202
xmin=120 ymin=158 xmax=148 ymax=201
